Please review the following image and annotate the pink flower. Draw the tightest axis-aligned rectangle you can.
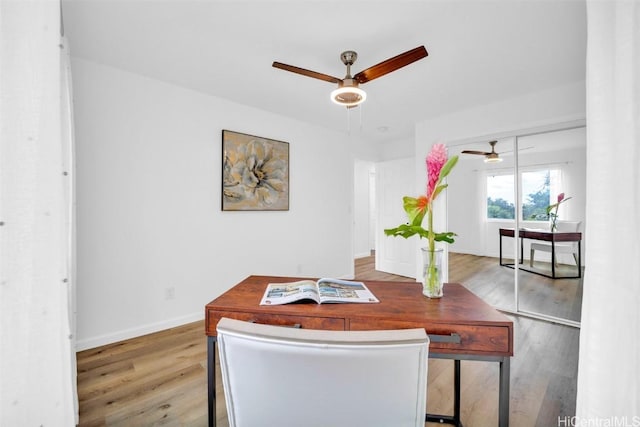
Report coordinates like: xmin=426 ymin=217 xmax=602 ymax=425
xmin=426 ymin=144 xmax=447 ymax=199
xmin=557 ymin=193 xmax=565 ymax=203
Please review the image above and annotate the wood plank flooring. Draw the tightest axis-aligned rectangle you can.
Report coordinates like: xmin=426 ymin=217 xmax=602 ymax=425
xmin=77 ymin=252 xmax=580 ymax=426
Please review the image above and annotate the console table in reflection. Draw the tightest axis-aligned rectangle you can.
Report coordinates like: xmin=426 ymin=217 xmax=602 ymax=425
xmin=499 ymin=228 xmax=582 ymax=279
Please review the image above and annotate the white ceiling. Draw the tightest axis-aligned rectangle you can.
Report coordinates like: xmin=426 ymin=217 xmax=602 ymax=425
xmin=61 ymin=0 xmax=587 ymax=145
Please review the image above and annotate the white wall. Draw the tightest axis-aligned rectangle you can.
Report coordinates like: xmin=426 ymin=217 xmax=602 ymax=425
xmin=416 ymin=81 xmax=586 ymax=150
xmin=414 ymin=81 xmax=586 ymax=278
xmin=72 ymin=58 xmax=358 ymax=349
xmin=378 ymin=137 xmax=414 ymax=161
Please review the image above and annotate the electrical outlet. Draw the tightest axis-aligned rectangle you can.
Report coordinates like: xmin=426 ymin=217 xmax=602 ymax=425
xmin=165 ymin=287 xmax=175 ymax=300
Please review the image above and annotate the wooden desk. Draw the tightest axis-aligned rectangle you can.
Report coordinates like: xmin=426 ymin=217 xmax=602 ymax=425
xmin=205 ymin=275 xmax=514 ymax=427
xmin=499 ymin=228 xmax=582 ymax=279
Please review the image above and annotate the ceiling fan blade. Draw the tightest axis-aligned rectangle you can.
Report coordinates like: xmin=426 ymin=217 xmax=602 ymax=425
xmin=353 ymin=46 xmax=428 ymax=84
xmin=461 ymin=150 xmax=491 ymax=156
xmin=272 ymin=62 xmax=342 ymax=84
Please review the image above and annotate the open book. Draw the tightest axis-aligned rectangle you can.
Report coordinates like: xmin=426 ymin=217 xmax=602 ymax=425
xmin=259 ymin=278 xmax=380 ymax=306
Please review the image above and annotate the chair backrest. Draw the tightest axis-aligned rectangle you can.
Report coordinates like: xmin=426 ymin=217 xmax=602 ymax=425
xmin=556 ymin=220 xmax=581 ymax=233
xmin=217 ymin=317 xmax=429 ymax=427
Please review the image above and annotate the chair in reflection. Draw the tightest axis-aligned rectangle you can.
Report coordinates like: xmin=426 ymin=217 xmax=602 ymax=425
xmin=216 ymin=317 xmax=429 ymax=427
xmin=530 ymin=220 xmax=582 ymax=268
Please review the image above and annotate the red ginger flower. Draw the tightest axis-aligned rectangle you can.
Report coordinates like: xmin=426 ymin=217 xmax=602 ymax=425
xmin=426 ymin=143 xmax=448 ymax=201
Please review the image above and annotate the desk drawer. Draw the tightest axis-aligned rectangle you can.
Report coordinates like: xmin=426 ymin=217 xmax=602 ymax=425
xmin=349 ymin=319 xmax=511 ymax=356
xmin=206 ymin=310 xmax=345 ymax=335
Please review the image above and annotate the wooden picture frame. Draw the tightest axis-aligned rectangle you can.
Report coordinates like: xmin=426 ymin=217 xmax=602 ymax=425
xmin=222 ymin=130 xmax=289 ymax=211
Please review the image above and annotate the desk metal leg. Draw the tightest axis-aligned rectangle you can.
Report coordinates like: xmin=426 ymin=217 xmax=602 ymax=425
xmin=208 ymin=337 xmax=216 ymax=427
xmin=578 ymin=241 xmax=582 ymax=278
xmin=426 ymin=359 xmax=463 ymax=427
xmin=499 ymin=357 xmax=510 ymax=427
xmin=519 ymin=237 xmax=524 ymax=264
xmin=427 ymin=355 xmax=510 ymax=426
xmin=551 ymin=242 xmax=556 ymax=278
xmin=454 ymin=359 xmax=462 ymax=426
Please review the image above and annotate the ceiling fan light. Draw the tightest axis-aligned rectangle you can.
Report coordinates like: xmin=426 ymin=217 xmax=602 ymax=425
xmin=484 ymin=155 xmax=503 ymax=164
xmin=331 ymin=85 xmax=366 ymax=107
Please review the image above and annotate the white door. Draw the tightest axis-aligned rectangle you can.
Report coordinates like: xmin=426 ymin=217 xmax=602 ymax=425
xmin=375 ymin=158 xmax=416 ymax=279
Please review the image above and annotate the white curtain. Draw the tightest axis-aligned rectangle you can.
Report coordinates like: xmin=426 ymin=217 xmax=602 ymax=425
xmin=577 ymin=0 xmax=640 ymax=421
xmin=61 ymin=33 xmax=79 ymax=424
xmin=0 ymin=1 xmax=77 ymax=425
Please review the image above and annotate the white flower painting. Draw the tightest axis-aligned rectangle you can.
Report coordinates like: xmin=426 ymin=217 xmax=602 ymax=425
xmin=222 ymin=130 xmax=289 ymax=211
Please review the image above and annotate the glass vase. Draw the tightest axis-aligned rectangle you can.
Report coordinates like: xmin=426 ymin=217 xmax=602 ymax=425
xmin=421 ymin=247 xmax=444 ymax=298
xmin=549 ymin=213 xmax=558 ymax=232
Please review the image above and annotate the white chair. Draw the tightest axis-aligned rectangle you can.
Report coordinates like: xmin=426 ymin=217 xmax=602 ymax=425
xmin=216 ymin=317 xmax=429 ymax=427
xmin=530 ymin=220 xmax=581 ymax=267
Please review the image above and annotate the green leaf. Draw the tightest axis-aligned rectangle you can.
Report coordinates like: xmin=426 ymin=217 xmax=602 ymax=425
xmin=433 ymin=231 xmax=457 ymax=244
xmin=430 ymin=183 xmax=448 ymax=202
xmin=384 ymin=226 xmax=456 ymax=243
xmin=546 ymin=196 xmax=571 ymax=214
xmin=438 ymin=155 xmax=459 ymax=180
xmin=384 ymin=224 xmax=430 ymax=239
xmin=403 ymin=196 xmax=426 ymax=226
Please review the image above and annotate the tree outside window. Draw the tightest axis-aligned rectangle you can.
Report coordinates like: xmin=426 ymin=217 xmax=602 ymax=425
xmin=487 ymin=174 xmax=515 ymax=219
xmin=487 ymin=169 xmax=557 ymax=221
xmin=522 ymin=170 xmax=551 ymax=220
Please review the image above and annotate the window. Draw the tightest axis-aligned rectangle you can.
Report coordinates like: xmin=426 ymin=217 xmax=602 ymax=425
xmin=487 ymin=169 xmax=560 ymax=221
xmin=487 ymin=174 xmax=515 ymax=219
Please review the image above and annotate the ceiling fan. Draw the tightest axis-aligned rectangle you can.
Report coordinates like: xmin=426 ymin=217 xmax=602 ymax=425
xmin=272 ymin=46 xmax=428 ymax=107
xmin=462 ymin=140 xmax=504 ymax=163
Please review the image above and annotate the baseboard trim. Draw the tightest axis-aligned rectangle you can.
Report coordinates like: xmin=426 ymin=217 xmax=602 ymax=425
xmin=75 ymin=311 xmax=204 ymax=351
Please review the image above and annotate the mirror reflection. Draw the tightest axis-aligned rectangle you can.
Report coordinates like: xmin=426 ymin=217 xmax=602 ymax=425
xmin=447 ymin=125 xmax=586 ymax=325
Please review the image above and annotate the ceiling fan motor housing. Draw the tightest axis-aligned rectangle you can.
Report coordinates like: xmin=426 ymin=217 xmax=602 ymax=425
xmin=485 ymin=152 xmax=501 ymax=162
xmin=332 ymin=78 xmax=365 ymax=105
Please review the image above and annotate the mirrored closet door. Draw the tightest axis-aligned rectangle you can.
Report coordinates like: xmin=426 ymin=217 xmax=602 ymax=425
xmin=447 ymin=122 xmax=585 ymax=327
xmin=513 ymin=125 xmax=585 ymax=326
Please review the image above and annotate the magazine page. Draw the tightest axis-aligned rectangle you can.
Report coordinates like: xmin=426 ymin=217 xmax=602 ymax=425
xmin=259 ymin=280 xmax=321 ymax=305
xmin=316 ymin=278 xmax=380 ymax=304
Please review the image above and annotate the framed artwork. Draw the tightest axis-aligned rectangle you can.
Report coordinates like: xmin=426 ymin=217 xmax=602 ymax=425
xmin=222 ymin=130 xmax=290 ymax=211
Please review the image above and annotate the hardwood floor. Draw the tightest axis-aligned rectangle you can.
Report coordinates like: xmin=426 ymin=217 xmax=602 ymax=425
xmin=77 ymin=252 xmax=580 ymax=426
